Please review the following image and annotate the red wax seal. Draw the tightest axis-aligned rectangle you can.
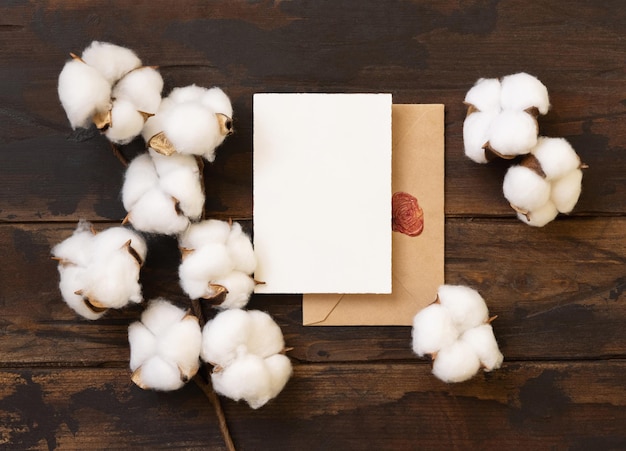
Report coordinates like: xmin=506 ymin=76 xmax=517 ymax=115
xmin=392 ymin=192 xmax=424 ymax=237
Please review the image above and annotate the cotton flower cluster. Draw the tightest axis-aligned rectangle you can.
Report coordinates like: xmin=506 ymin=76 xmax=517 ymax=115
xmin=463 ymin=73 xmax=586 ymax=226
xmin=412 ymin=285 xmax=503 ymax=383
xmin=201 ymin=309 xmax=292 ymax=409
xmin=51 ymin=220 xmax=147 ymax=320
xmin=128 ymin=298 xmax=202 ymax=391
xmin=122 ymin=151 xmax=204 ymax=235
xmin=143 ymin=85 xmax=233 ymax=162
xmin=179 ymin=220 xmax=257 ymax=309
xmin=463 ymin=72 xmax=549 ymax=163
xmin=58 ymin=41 xmax=163 ymax=144
xmin=503 ymin=137 xmax=586 ymax=226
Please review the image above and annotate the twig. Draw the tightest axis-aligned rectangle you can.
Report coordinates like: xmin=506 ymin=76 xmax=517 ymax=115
xmin=193 ymin=373 xmax=236 ymax=451
xmin=111 ymin=142 xmax=129 ymax=167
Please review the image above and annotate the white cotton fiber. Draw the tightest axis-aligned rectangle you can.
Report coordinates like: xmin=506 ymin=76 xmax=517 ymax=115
xmin=105 ymin=99 xmax=145 ymax=144
xmin=437 ymin=284 xmax=489 ymax=333
xmin=202 ymin=87 xmax=234 ymax=117
xmin=162 ymin=102 xmax=222 ymax=156
xmin=500 ymin=72 xmax=550 ymax=115
xmin=57 ymin=265 xmax=105 ymax=320
xmin=464 ymin=77 xmax=501 ymax=113
xmin=158 ymin=165 xmax=204 ymax=220
xmin=202 ymin=308 xmax=291 ymax=408
xmin=503 ymin=165 xmax=551 ymax=212
xmin=81 ymin=41 xmax=142 ymax=84
xmin=214 ymin=272 xmax=257 ymax=310
xmin=551 ymin=169 xmax=583 ymax=213
xmin=461 ymin=324 xmax=503 ymax=371
xmin=84 ymin=249 xmax=143 ymax=307
xmin=112 ymin=66 xmax=163 ymax=114
xmin=128 ymin=299 xmax=202 ymax=391
xmin=246 ymin=310 xmax=286 ymax=357
xmin=167 ymin=85 xmax=207 ymax=104
xmin=90 ymin=226 xmax=147 ymax=264
xmin=58 ymin=59 xmax=112 ymax=129
xmin=226 ymin=222 xmax=257 ymax=274
xmin=139 ymin=297 xmax=187 ymax=336
xmin=180 ymin=219 xmax=232 ymax=250
xmin=531 ymin=137 xmax=581 ymax=180
xmin=518 ymin=201 xmax=559 ymax=227
xmin=178 ymin=220 xmax=256 ymax=307
xmin=201 ymin=309 xmax=252 ymax=366
xmin=122 ymin=154 xmax=160 ymax=210
xmin=488 ymin=110 xmax=538 ymax=157
xmin=134 ymin=356 xmax=184 ymax=391
xmin=51 ymin=219 xmax=94 ymax=267
xmin=411 ymin=303 xmax=458 ymax=357
xmin=432 ymin=341 xmax=482 ymax=383
xmin=463 ymin=111 xmax=497 ymax=163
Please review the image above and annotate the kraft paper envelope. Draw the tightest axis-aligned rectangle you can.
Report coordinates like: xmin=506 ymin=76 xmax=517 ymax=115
xmin=303 ymin=104 xmax=445 ymax=326
xmin=253 ymin=93 xmax=392 ymax=294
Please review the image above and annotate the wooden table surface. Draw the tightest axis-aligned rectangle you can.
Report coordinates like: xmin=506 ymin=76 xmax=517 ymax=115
xmin=1 ymin=1 xmax=625 ymax=449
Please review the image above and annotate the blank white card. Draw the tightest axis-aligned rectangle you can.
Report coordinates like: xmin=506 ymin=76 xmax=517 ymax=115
xmin=253 ymin=93 xmax=392 ymax=294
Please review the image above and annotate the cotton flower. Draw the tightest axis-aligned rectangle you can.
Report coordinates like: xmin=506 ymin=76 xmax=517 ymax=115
xmin=412 ymin=285 xmax=503 ymax=383
xmin=463 ymin=72 xmax=549 ymax=163
xmin=121 ymin=152 xmax=204 ymax=235
xmin=503 ymin=137 xmax=586 ymax=226
xmin=178 ymin=220 xmax=257 ymax=309
xmin=201 ymin=309 xmax=292 ymax=409
xmin=51 ymin=221 xmax=147 ymax=319
xmin=58 ymin=41 xmax=162 ymax=144
xmin=128 ymin=298 xmax=202 ymax=391
xmin=144 ymin=85 xmax=233 ymax=162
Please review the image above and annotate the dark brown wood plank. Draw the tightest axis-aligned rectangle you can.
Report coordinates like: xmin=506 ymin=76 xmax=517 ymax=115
xmin=1 ymin=1 xmax=625 ymax=222
xmin=2 ymin=217 xmax=624 ymax=365
xmin=1 ymin=362 xmax=625 ymax=450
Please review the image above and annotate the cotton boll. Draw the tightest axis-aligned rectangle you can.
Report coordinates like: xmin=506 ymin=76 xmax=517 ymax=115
xmin=157 ymin=316 xmax=202 ymax=381
xmin=179 ymin=219 xmax=232 ymax=250
xmin=432 ymin=341 xmax=481 ymax=383
xmin=437 ymin=285 xmax=489 ymax=333
xmin=57 ymin=265 xmax=105 ymax=320
xmin=51 ymin=220 xmax=95 ymax=267
xmin=81 ymin=41 xmax=142 ymax=84
xmin=134 ymin=355 xmax=185 ymax=391
xmin=122 ymin=154 xmax=160 ymax=211
xmin=128 ymin=321 xmax=157 ymax=371
xmin=464 ymin=77 xmax=501 ymax=113
xmin=411 ymin=303 xmax=458 ymax=357
xmin=551 ymin=169 xmax=583 ymax=214
xmin=202 ymin=87 xmax=233 ymax=118
xmin=461 ymin=324 xmax=503 ymax=371
xmin=211 ymin=354 xmax=273 ymax=408
xmin=531 ymin=137 xmax=581 ymax=180
xmin=226 ymin=222 xmax=256 ymax=274
xmin=140 ymin=298 xmax=187 ymax=336
xmin=500 ymin=72 xmax=550 ymax=115
xmin=463 ymin=111 xmax=497 ymax=163
xmin=112 ymin=66 xmax=163 ymax=114
xmin=503 ymin=165 xmax=551 ymax=212
xmin=105 ymin=99 xmax=146 ymax=144
xmin=162 ymin=102 xmax=222 ymax=156
xmin=518 ymin=201 xmax=559 ymax=227
xmin=488 ymin=110 xmax=538 ymax=157
xmin=58 ymin=59 xmax=112 ymax=129
xmin=158 ymin=166 xmax=205 ymax=220
xmin=246 ymin=310 xmax=286 ymax=358
xmin=201 ymin=309 xmax=252 ymax=366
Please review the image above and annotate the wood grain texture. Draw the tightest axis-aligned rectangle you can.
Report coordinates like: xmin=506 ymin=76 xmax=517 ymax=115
xmin=0 ymin=0 xmax=625 ymax=449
